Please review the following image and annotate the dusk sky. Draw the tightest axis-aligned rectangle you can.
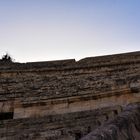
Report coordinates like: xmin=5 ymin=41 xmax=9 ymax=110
xmin=0 ymin=0 xmax=140 ymax=62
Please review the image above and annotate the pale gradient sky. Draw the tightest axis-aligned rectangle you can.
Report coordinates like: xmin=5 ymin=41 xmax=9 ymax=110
xmin=0 ymin=0 xmax=140 ymax=62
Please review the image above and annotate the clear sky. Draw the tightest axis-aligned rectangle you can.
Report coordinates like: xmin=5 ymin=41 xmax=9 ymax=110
xmin=0 ymin=0 xmax=140 ymax=62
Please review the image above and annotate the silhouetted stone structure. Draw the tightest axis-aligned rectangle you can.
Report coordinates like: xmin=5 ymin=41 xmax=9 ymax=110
xmin=0 ymin=51 xmax=139 ymax=140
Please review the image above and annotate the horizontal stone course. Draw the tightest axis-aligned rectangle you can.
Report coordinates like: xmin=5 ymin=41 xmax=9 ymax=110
xmin=0 ymin=106 xmax=121 ymax=140
xmin=0 ymin=51 xmax=140 ymax=71
xmin=0 ymin=51 xmax=140 ymax=139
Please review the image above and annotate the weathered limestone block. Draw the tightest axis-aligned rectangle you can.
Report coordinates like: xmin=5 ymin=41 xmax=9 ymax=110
xmin=0 ymin=106 xmax=121 ymax=140
xmin=0 ymin=101 xmax=14 ymax=112
xmin=130 ymin=82 xmax=140 ymax=95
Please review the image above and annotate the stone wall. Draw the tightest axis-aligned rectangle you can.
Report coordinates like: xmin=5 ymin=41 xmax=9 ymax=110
xmin=0 ymin=51 xmax=140 ymax=139
xmin=0 ymin=106 xmax=121 ymax=140
xmin=0 ymin=52 xmax=140 ymax=118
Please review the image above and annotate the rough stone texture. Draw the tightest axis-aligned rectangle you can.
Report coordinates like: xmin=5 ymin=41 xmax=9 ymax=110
xmin=81 ymin=103 xmax=140 ymax=140
xmin=0 ymin=51 xmax=140 ymax=139
xmin=0 ymin=106 xmax=121 ymax=140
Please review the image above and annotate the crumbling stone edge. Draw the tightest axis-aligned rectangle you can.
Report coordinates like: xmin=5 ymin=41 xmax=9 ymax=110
xmin=81 ymin=102 xmax=140 ymax=140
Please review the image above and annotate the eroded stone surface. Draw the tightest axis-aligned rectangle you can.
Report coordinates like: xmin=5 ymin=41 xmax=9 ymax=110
xmin=0 ymin=106 xmax=122 ymax=140
xmin=0 ymin=51 xmax=140 ymax=139
xmin=81 ymin=103 xmax=140 ymax=140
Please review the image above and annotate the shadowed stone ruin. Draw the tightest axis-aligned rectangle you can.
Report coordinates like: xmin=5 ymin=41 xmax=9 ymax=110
xmin=81 ymin=103 xmax=140 ymax=140
xmin=0 ymin=51 xmax=140 ymax=140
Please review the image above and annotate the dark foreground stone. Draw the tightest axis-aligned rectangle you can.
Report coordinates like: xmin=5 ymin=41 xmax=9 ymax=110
xmin=81 ymin=103 xmax=140 ymax=140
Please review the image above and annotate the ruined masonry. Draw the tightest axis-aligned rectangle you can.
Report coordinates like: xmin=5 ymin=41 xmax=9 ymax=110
xmin=0 ymin=51 xmax=140 ymax=140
